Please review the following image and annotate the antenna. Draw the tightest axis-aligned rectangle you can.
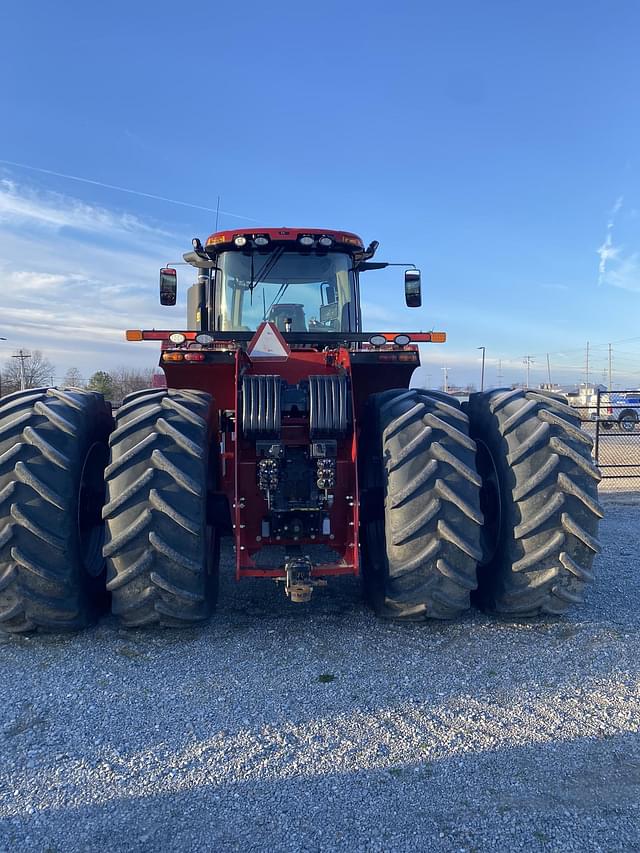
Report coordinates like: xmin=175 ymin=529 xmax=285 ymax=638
xmin=215 ymin=195 xmax=221 ymax=232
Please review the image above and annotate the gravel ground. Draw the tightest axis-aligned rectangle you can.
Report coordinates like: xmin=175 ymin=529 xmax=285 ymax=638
xmin=1 ymin=496 xmax=639 ymax=853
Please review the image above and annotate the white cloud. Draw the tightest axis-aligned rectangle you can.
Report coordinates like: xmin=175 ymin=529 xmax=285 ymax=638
xmin=597 ymin=231 xmax=621 ymax=279
xmin=597 ymin=195 xmax=625 ymax=285
xmin=610 ymin=195 xmax=624 ymax=219
xmin=596 ymin=195 xmax=640 ymax=293
xmin=600 ymin=252 xmax=640 ymax=292
xmin=0 ymin=183 xmax=187 ymax=378
xmin=0 ymin=179 xmax=171 ymax=239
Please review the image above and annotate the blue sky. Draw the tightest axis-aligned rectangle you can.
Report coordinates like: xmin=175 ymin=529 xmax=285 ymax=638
xmin=1 ymin=0 xmax=639 ymax=389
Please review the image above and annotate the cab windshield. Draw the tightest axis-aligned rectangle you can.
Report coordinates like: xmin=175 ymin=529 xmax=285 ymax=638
xmin=216 ymin=250 xmax=356 ymax=332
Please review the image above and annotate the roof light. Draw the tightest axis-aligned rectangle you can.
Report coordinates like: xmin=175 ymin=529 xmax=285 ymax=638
xmin=234 ymin=236 xmax=248 ymax=247
xmin=394 ymin=334 xmax=411 ymax=346
xmin=126 ymin=330 xmax=143 ymax=341
xmin=253 ymin=235 xmax=269 ymax=246
xmin=318 ymin=236 xmax=333 ymax=248
xmin=207 ymin=234 xmax=226 ymax=246
xmin=431 ymin=332 xmax=447 ymax=343
xmin=299 ymin=235 xmax=315 ymax=247
xmin=162 ymin=352 xmax=184 ymax=362
xmin=169 ymin=333 xmax=186 ymax=344
xmin=369 ymin=335 xmax=387 ymax=347
xmin=195 ymin=333 xmax=216 ymax=345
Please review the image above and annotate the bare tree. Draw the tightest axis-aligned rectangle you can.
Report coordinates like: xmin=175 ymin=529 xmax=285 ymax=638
xmin=109 ymin=366 xmax=156 ymax=402
xmin=1 ymin=350 xmax=56 ymax=395
xmin=63 ymin=366 xmax=83 ymax=388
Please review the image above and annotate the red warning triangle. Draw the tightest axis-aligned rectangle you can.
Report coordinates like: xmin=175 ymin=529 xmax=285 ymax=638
xmin=247 ymin=322 xmax=291 ymax=360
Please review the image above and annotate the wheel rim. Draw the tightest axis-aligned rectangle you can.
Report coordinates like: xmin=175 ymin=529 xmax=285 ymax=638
xmin=620 ymin=417 xmax=636 ymax=432
xmin=475 ymin=439 xmax=501 ymax=566
xmin=78 ymin=441 xmax=109 ymax=576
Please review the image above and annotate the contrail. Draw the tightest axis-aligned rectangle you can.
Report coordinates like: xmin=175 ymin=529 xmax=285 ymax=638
xmin=0 ymin=158 xmax=260 ymax=222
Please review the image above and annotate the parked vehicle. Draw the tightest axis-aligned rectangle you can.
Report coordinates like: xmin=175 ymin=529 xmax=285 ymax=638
xmin=599 ymin=392 xmax=640 ymax=431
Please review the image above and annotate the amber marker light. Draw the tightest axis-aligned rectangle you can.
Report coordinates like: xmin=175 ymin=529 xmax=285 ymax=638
xmin=431 ymin=332 xmax=447 ymax=343
xmin=162 ymin=352 xmax=184 ymax=362
xmin=126 ymin=330 xmax=144 ymax=341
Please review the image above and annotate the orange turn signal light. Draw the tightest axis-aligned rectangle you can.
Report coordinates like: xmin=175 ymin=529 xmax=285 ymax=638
xmin=126 ymin=330 xmax=144 ymax=341
xmin=430 ymin=332 xmax=447 ymax=343
xmin=162 ymin=352 xmax=184 ymax=362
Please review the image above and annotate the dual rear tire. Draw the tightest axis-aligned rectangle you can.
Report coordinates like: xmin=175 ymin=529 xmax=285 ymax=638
xmin=0 ymin=386 xmax=219 ymax=633
xmin=360 ymin=388 xmax=603 ymax=619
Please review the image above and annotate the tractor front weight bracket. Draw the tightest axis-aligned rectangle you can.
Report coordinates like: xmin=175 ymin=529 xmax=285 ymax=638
xmin=277 ymin=556 xmax=327 ymax=603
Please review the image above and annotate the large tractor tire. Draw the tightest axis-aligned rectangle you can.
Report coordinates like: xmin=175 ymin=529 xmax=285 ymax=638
xmin=0 ymin=387 xmax=112 ymax=633
xmin=360 ymin=388 xmax=483 ymax=620
xmin=467 ymin=389 xmax=603 ymax=616
xmin=103 ymin=388 xmax=219 ymax=628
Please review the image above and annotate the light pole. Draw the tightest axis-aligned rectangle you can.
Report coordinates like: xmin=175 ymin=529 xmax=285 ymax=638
xmin=477 ymin=346 xmax=486 ymax=392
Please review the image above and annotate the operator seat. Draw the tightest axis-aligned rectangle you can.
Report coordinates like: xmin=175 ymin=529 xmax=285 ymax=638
xmin=268 ymin=304 xmax=307 ymax=332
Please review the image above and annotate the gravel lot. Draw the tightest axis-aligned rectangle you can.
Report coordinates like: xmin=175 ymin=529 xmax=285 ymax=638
xmin=1 ymin=496 xmax=639 ymax=853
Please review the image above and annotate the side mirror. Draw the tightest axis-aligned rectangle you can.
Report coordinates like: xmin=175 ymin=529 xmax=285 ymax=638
xmin=404 ymin=269 xmax=422 ymax=308
xmin=324 ymin=283 xmax=336 ymax=304
xmin=160 ymin=268 xmax=177 ymax=306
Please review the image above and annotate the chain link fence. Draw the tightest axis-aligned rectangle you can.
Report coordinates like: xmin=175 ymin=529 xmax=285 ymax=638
xmin=571 ymin=390 xmax=640 ymax=491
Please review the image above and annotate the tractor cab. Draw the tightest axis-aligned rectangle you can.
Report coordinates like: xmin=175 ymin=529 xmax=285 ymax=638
xmin=177 ymin=228 xmax=366 ymax=335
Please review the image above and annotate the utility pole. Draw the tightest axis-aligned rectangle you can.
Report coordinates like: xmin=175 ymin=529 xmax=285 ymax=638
xmin=441 ymin=366 xmax=449 ymax=393
xmin=608 ymin=343 xmax=612 ymax=391
xmin=546 ymin=353 xmax=552 ymax=385
xmin=585 ymin=340 xmax=590 ymax=387
xmin=523 ymin=355 xmax=534 ymax=389
xmin=11 ymin=350 xmax=31 ymax=391
xmin=477 ymin=346 xmax=486 ymax=392
xmin=0 ymin=337 xmax=6 ymax=399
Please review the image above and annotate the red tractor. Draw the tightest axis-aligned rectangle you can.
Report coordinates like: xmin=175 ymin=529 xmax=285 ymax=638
xmin=0 ymin=227 xmax=603 ymax=632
